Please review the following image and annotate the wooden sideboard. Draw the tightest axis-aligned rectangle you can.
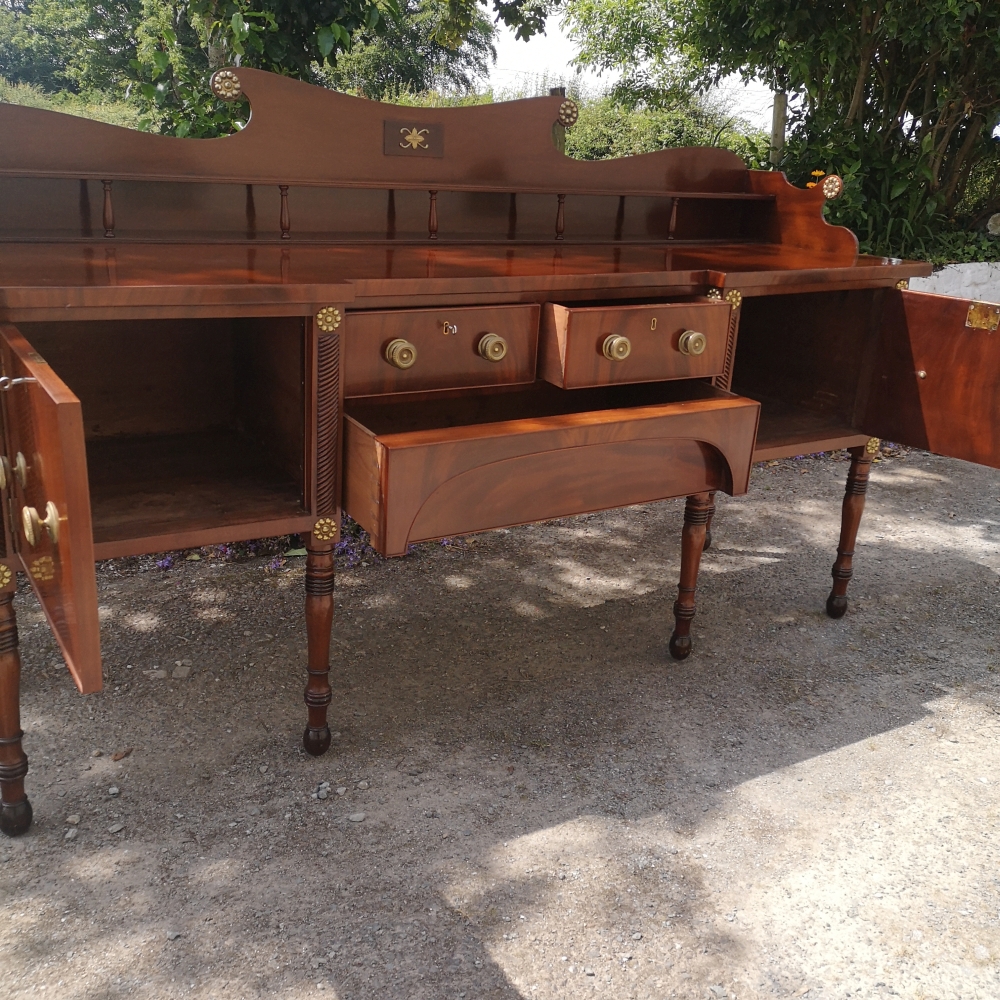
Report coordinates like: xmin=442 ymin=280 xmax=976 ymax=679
xmin=2 ymin=68 xmax=996 ymax=836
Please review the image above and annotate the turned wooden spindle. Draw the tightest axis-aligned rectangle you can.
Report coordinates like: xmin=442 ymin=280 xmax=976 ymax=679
xmin=101 ymin=180 xmax=115 ymax=238
xmin=669 ymin=492 xmax=715 ymax=660
xmin=0 ymin=592 xmax=31 ymax=837
xmin=279 ymin=185 xmax=290 ymax=239
xmin=703 ymin=491 xmax=717 ymax=549
xmin=428 ymin=190 xmax=438 ymax=240
xmin=827 ymin=442 xmax=876 ymax=618
xmin=555 ymin=193 xmax=566 ymax=240
xmin=386 ymin=189 xmax=396 ymax=240
xmin=245 ymin=184 xmax=256 ymax=240
xmin=303 ymin=537 xmax=335 ymax=756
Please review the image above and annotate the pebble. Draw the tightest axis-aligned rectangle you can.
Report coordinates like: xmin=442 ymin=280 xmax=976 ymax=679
xmin=108 ymin=786 xmax=120 ymax=797
xmin=167 ymin=931 xmax=182 ymax=941
xmin=632 ymin=932 xmax=643 ymax=940
xmin=336 ymin=787 xmax=347 ymax=796
xmin=91 ymin=749 xmax=103 ymax=758
xmin=584 ymin=968 xmax=595 ymax=976
xmin=65 ymin=815 xmax=80 ymax=825
xmin=317 ymin=789 xmax=328 ymax=799
xmin=108 ymin=822 xmax=125 ymax=834
xmin=64 ymin=828 xmax=78 ymax=841
xmin=171 ymin=665 xmax=191 ymax=680
xmin=259 ymin=765 xmax=268 ymax=773
xmin=358 ymin=780 xmax=369 ymax=789
xmin=348 ymin=812 xmax=366 ymax=823
xmin=146 ymin=669 xmax=168 ymax=680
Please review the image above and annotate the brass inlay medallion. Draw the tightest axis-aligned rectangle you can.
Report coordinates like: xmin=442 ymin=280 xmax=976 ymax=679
xmin=400 ymin=127 xmax=430 ymax=150
xmin=966 ymin=301 xmax=1000 ymax=331
xmin=0 ymin=565 xmax=12 ymax=588
xmin=895 ymin=279 xmax=909 ymax=290
xmin=313 ymin=517 xmax=338 ymax=542
xmin=820 ymin=174 xmax=844 ymax=200
xmin=316 ymin=307 xmax=342 ymax=332
xmin=210 ymin=69 xmax=242 ymax=101
xmin=706 ymin=289 xmax=722 ymax=300
xmin=725 ymin=289 xmax=743 ymax=308
xmin=866 ymin=438 xmax=881 ymax=455
xmin=557 ymin=100 xmax=579 ymax=127
xmin=31 ymin=556 xmax=55 ymax=582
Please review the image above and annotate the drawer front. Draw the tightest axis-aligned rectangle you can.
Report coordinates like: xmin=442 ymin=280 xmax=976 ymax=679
xmin=540 ymin=301 xmax=732 ymax=389
xmin=344 ymin=304 xmax=539 ymax=396
xmin=344 ymin=391 xmax=759 ymax=557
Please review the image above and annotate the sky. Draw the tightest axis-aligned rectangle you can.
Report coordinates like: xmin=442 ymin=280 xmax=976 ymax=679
xmin=485 ymin=19 xmax=777 ymax=132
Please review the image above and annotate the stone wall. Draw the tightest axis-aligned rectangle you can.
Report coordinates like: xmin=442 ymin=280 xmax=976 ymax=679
xmin=910 ymin=261 xmax=1000 ymax=302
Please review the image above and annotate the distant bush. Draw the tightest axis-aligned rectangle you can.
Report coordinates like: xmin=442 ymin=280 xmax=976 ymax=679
xmin=0 ymin=76 xmax=148 ymax=129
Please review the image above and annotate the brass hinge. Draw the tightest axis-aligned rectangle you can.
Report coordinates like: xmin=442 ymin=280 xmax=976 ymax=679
xmin=965 ymin=301 xmax=1000 ymax=331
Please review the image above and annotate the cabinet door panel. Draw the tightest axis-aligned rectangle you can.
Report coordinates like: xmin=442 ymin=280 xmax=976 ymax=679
xmin=0 ymin=324 xmax=101 ymax=692
xmin=862 ymin=289 xmax=1000 ymax=467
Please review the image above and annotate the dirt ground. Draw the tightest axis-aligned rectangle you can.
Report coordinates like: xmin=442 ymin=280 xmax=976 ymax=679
xmin=2 ymin=447 xmax=1000 ymax=1000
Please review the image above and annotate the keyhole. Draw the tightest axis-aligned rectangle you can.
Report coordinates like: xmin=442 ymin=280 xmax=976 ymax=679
xmin=650 ymin=317 xmax=657 ymax=331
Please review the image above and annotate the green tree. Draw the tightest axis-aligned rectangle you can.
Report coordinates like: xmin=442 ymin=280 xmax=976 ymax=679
xmin=320 ymin=0 xmax=495 ymax=99
xmin=565 ymin=0 xmax=1000 ymax=256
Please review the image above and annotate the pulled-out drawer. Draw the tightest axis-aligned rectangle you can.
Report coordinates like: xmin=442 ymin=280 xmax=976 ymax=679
xmin=344 ymin=382 xmax=760 ymax=557
xmin=540 ymin=300 xmax=732 ymax=389
xmin=344 ymin=304 xmax=539 ymax=396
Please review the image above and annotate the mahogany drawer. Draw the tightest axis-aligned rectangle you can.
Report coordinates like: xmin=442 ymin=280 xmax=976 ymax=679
xmin=343 ymin=382 xmax=760 ymax=557
xmin=344 ymin=304 xmax=539 ymax=396
xmin=539 ymin=300 xmax=733 ymax=389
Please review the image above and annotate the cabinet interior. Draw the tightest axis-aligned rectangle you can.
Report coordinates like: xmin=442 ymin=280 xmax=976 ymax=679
xmin=19 ymin=317 xmax=308 ymax=548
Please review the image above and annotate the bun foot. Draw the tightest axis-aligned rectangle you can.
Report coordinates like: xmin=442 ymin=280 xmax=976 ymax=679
xmin=826 ymin=593 xmax=848 ymax=619
xmin=0 ymin=797 xmax=32 ymax=837
xmin=668 ymin=632 xmax=692 ymax=660
xmin=303 ymin=725 xmax=332 ymax=757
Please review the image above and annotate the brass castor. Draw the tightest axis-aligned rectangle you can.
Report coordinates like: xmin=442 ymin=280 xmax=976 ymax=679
xmin=303 ymin=725 xmax=331 ymax=757
xmin=0 ymin=796 xmax=32 ymax=837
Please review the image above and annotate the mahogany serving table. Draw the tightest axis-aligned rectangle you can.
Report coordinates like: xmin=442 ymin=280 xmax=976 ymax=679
xmin=1 ymin=68 xmax=995 ymax=836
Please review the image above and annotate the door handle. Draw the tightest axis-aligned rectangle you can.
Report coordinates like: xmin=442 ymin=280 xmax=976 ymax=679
xmin=22 ymin=501 xmax=59 ymax=546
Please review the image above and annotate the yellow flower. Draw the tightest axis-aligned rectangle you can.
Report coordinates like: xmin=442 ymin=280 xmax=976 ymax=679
xmin=811 ymin=169 xmax=825 ymax=177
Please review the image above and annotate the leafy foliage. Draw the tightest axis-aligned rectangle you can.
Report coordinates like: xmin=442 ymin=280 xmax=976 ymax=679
xmin=565 ymin=0 xmax=1000 ymax=259
xmin=319 ymin=0 xmax=494 ymax=100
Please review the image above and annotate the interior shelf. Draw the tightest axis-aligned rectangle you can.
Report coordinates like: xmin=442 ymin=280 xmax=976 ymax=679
xmin=748 ymin=394 xmax=869 ymax=461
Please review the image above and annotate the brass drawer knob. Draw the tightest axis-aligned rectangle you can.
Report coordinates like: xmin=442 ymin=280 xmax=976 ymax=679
xmin=678 ymin=330 xmax=707 ymax=356
xmin=602 ymin=334 xmax=631 ymax=361
xmin=478 ymin=333 xmax=508 ymax=362
xmin=385 ymin=338 xmax=417 ymax=370
xmin=22 ymin=501 xmax=59 ymax=547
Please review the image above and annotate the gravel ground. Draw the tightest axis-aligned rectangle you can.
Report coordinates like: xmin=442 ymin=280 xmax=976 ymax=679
xmin=2 ymin=447 xmax=1000 ymax=1000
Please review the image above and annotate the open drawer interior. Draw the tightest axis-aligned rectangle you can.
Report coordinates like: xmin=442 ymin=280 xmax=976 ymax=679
xmin=19 ymin=318 xmax=312 ymax=556
xmin=344 ymin=379 xmax=760 ymax=557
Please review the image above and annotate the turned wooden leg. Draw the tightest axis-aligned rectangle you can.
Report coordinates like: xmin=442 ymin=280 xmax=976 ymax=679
xmin=826 ymin=441 xmax=876 ymax=619
xmin=669 ymin=492 xmax=714 ymax=661
xmin=303 ymin=534 xmax=335 ymax=757
xmin=703 ymin=490 xmax=717 ymax=550
xmin=0 ymin=593 xmax=31 ymax=837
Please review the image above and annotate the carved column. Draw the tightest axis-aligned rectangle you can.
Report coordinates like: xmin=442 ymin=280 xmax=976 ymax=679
xmin=669 ymin=492 xmax=715 ymax=661
xmin=827 ymin=439 xmax=877 ymax=618
xmin=0 ymin=592 xmax=31 ymax=836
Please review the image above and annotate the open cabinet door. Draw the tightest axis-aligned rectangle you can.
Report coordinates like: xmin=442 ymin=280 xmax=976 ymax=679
xmin=0 ymin=325 xmax=101 ymax=693
xmin=862 ymin=289 xmax=1000 ymax=468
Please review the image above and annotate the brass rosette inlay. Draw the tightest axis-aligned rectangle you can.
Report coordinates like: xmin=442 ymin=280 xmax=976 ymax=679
xmin=312 ymin=517 xmax=338 ymax=542
xmin=210 ymin=69 xmax=242 ymax=101
xmin=725 ymin=289 xmax=743 ymax=309
xmin=557 ymin=99 xmax=579 ymax=127
xmin=316 ymin=307 xmax=342 ymax=332
xmin=866 ymin=437 xmax=881 ymax=455
xmin=706 ymin=289 xmax=722 ymax=300
xmin=895 ymin=279 xmax=909 ymax=290
xmin=31 ymin=556 xmax=55 ymax=582
xmin=0 ymin=564 xmax=12 ymax=588
xmin=820 ymin=174 xmax=844 ymax=200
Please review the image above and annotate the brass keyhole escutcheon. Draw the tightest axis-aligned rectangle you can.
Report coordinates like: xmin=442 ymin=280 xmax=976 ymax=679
xmin=385 ymin=338 xmax=417 ymax=370
xmin=478 ymin=333 xmax=508 ymax=362
xmin=22 ymin=500 xmax=59 ymax=547
xmin=602 ymin=334 xmax=631 ymax=362
xmin=650 ymin=317 xmax=657 ymax=331
xmin=441 ymin=321 xmax=458 ymax=336
xmin=678 ymin=330 xmax=707 ymax=356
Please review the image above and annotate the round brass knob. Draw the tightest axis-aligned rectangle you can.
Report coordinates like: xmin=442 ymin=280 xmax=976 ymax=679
xmin=678 ymin=330 xmax=707 ymax=356
xmin=602 ymin=334 xmax=631 ymax=362
xmin=478 ymin=333 xmax=508 ymax=362
xmin=385 ymin=339 xmax=417 ymax=370
xmin=22 ymin=500 xmax=59 ymax=547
